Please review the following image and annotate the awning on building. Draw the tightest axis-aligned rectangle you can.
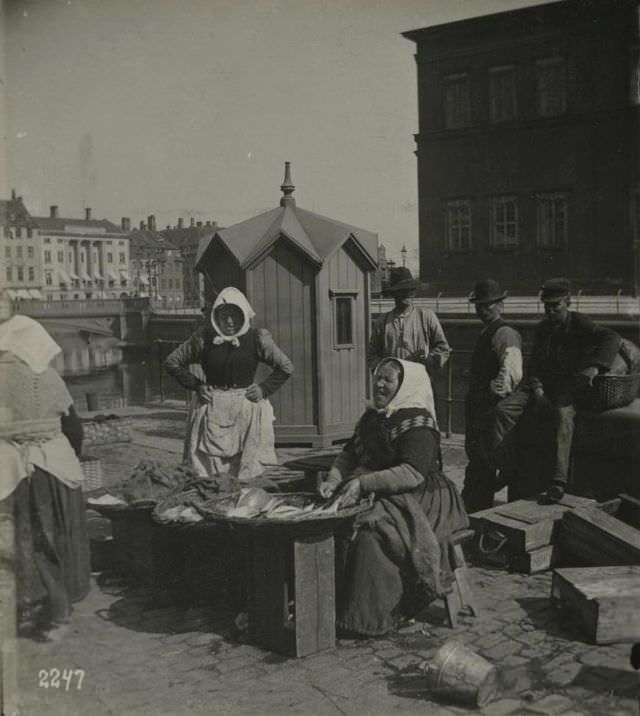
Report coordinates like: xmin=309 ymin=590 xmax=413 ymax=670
xmin=80 ymin=271 xmax=91 ymax=282
xmin=107 ymin=269 xmax=119 ymax=282
xmin=28 ymin=289 xmax=44 ymax=299
xmin=138 ymin=274 xmax=149 ymax=285
xmin=58 ymin=269 xmax=72 ymax=285
xmin=93 ymin=269 xmax=103 ymax=281
xmin=119 ymin=270 xmax=129 ymax=283
xmin=6 ymin=289 xmax=19 ymax=300
xmin=16 ymin=289 xmax=31 ymax=299
xmin=69 ymin=272 xmax=79 ymax=281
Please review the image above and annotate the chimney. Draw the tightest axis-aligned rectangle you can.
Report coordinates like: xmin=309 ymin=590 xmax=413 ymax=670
xmin=139 ymin=220 xmax=146 ymax=230
xmin=50 ymin=205 xmax=59 ymax=218
xmin=196 ymin=221 xmax=202 ymax=228
xmin=166 ymin=224 xmax=171 ymax=230
xmin=205 ymin=220 xmax=211 ymax=226
xmin=85 ymin=207 xmax=92 ymax=221
xmin=190 ymin=218 xmax=195 ymax=227
xmin=280 ymin=161 xmax=296 ymax=208
xmin=147 ymin=215 xmax=156 ymax=231
xmin=121 ymin=217 xmax=131 ymax=232
xmin=177 ymin=217 xmax=184 ymax=229
xmin=11 ymin=189 xmax=16 ymax=200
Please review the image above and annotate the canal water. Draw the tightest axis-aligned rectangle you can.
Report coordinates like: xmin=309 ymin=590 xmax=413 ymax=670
xmin=67 ymin=347 xmax=469 ymax=433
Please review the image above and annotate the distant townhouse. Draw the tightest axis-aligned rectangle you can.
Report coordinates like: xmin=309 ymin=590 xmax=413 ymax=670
xmin=160 ymin=217 xmax=217 ymax=306
xmin=404 ymin=0 xmax=640 ymax=295
xmin=0 ymin=191 xmax=43 ymax=299
xmin=129 ymin=215 xmax=184 ymax=305
xmin=32 ymin=205 xmax=132 ymax=300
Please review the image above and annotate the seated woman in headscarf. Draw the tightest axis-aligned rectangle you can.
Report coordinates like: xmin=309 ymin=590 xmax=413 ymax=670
xmin=318 ymin=358 xmax=469 ymax=638
xmin=0 ymin=299 xmax=89 ymax=636
xmin=165 ymin=287 xmax=293 ymax=481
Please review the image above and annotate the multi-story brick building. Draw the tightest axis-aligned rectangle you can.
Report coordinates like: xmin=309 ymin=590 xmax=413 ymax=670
xmin=0 ymin=191 xmax=43 ymax=299
xmin=160 ymin=217 xmax=217 ymax=306
xmin=129 ymin=215 xmax=184 ymax=305
xmin=403 ymin=0 xmax=640 ymax=295
xmin=33 ymin=206 xmax=132 ymax=300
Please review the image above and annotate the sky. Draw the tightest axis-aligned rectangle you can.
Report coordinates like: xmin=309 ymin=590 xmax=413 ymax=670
xmin=2 ymin=0 xmax=556 ymax=270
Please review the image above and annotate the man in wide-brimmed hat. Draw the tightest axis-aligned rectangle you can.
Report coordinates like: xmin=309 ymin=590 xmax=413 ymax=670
xmin=368 ymin=267 xmax=450 ymax=379
xmin=462 ymin=279 xmax=525 ymax=513
xmin=526 ymin=278 xmax=621 ymax=502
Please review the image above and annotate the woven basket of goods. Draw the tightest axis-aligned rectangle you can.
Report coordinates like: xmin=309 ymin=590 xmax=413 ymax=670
xmin=81 ymin=455 xmax=103 ymax=492
xmin=82 ymin=414 xmax=133 ymax=446
xmin=591 ymin=373 xmax=640 ymax=411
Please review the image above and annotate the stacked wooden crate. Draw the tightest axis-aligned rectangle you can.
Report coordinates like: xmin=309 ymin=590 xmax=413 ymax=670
xmin=470 ymin=494 xmax=596 ymax=574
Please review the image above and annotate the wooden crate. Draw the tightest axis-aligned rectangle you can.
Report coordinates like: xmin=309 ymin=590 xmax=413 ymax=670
xmin=470 ymin=494 xmax=595 ymax=555
xmin=560 ymin=506 xmax=640 ymax=567
xmin=248 ymin=527 xmax=335 ymax=658
xmin=510 ymin=544 xmax=556 ymax=575
xmin=552 ymin=566 xmax=640 ymax=644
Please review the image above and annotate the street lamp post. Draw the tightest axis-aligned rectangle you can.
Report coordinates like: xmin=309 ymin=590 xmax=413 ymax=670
xmin=401 ymin=245 xmax=407 ymax=268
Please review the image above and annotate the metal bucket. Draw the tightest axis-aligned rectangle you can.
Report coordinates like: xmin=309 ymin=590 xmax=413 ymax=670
xmin=424 ymin=640 xmax=497 ymax=708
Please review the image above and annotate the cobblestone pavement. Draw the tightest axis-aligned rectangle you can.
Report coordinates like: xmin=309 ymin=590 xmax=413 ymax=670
xmin=10 ymin=407 xmax=640 ymax=716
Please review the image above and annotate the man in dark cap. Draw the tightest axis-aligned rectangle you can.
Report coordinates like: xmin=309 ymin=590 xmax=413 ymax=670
xmin=528 ymin=278 xmax=621 ymax=502
xmin=462 ymin=279 xmax=525 ymax=514
xmin=368 ymin=267 xmax=450 ymax=375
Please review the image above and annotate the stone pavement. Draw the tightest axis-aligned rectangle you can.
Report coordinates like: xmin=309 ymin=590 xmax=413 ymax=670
xmin=9 ymin=406 xmax=640 ymax=716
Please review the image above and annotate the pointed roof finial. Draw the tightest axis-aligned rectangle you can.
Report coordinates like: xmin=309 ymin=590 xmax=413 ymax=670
xmin=280 ymin=161 xmax=296 ymax=208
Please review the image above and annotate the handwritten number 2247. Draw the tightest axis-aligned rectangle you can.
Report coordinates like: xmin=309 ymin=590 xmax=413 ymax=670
xmin=38 ymin=668 xmax=85 ymax=690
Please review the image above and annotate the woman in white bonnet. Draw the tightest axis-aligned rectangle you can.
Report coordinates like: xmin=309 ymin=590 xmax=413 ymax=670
xmin=0 ymin=292 xmax=89 ymax=636
xmin=165 ymin=286 xmax=293 ymax=480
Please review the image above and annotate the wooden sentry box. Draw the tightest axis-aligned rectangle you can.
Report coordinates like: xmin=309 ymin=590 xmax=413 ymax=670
xmin=196 ymin=163 xmax=378 ymax=447
xmin=552 ymin=566 xmax=640 ymax=644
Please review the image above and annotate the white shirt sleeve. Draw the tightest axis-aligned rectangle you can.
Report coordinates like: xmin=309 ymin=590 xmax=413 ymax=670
xmin=490 ymin=326 xmax=523 ymax=397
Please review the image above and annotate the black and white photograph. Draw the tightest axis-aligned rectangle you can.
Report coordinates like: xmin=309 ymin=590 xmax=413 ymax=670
xmin=1 ymin=0 xmax=640 ymax=714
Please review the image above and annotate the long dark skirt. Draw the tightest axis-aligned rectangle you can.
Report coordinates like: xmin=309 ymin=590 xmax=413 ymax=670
xmin=0 ymin=468 xmax=90 ymax=630
xmin=337 ymin=471 xmax=469 ymax=637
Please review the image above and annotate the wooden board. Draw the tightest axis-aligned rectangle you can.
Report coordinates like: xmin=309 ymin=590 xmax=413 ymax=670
xmin=552 ymin=567 xmax=640 ymax=644
xmin=510 ymin=544 xmax=556 ymax=574
xmin=618 ymin=493 xmax=640 ymax=530
xmin=470 ymin=495 xmax=595 ymax=554
xmin=560 ymin=507 xmax=640 ymax=567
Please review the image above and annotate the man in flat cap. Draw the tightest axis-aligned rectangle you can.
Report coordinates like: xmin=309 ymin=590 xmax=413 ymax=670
xmin=368 ymin=267 xmax=450 ymax=376
xmin=527 ymin=278 xmax=621 ymax=502
xmin=462 ymin=279 xmax=525 ymax=514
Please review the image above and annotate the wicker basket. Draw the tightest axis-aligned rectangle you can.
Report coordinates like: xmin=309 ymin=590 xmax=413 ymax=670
xmin=591 ymin=373 xmax=640 ymax=411
xmin=81 ymin=455 xmax=103 ymax=492
xmin=82 ymin=417 xmax=133 ymax=446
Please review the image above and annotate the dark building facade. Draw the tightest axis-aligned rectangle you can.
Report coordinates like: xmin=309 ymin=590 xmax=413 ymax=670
xmin=404 ymin=0 xmax=640 ymax=295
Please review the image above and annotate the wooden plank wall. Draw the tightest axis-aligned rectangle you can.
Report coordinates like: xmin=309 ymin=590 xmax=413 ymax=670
xmin=248 ymin=240 xmax=316 ymax=430
xmin=317 ymin=246 xmax=367 ymax=432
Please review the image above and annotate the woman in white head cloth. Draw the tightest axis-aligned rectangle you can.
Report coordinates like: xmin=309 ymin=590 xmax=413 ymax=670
xmin=0 ymin=293 xmax=89 ymax=636
xmin=165 ymin=287 xmax=293 ymax=480
xmin=318 ymin=358 xmax=469 ymax=638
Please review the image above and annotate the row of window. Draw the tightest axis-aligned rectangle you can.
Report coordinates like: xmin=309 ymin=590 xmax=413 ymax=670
xmin=42 ymin=273 xmax=129 ymax=288
xmin=159 ymin=278 xmax=182 ymax=290
xmin=6 ymin=266 xmax=36 ymax=282
xmin=3 ymin=226 xmax=35 ymax=238
xmin=443 ymin=56 xmax=566 ymax=129
xmin=444 ymin=194 xmax=567 ymax=251
xmin=42 ymin=250 xmax=127 ymax=264
xmin=5 ymin=245 xmax=35 ymax=258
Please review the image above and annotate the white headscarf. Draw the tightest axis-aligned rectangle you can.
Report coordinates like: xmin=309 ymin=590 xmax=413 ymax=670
xmin=0 ymin=315 xmax=62 ymax=374
xmin=210 ymin=287 xmax=256 ymax=347
xmin=375 ymin=358 xmax=437 ymax=423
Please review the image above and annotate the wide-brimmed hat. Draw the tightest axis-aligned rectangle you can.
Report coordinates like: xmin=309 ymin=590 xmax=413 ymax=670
xmin=382 ymin=267 xmax=424 ymax=295
xmin=540 ymin=277 xmax=571 ymax=302
xmin=469 ymin=279 xmax=507 ymax=305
